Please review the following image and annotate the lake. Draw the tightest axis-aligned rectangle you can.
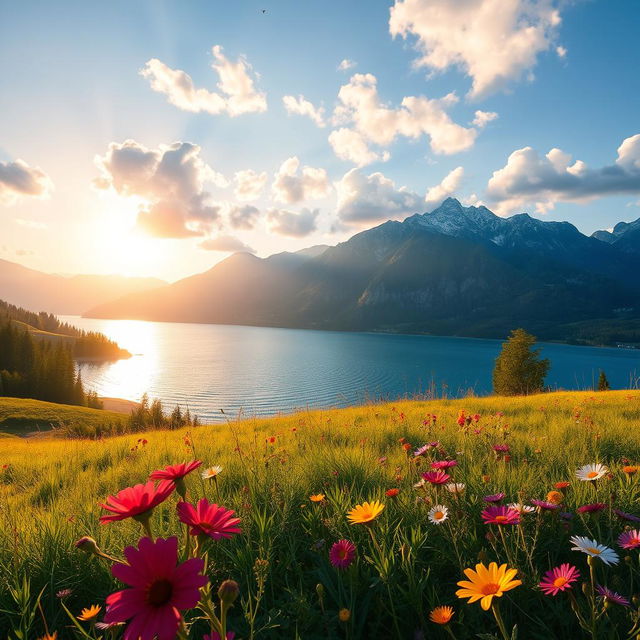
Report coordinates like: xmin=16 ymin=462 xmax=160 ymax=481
xmin=60 ymin=316 xmax=640 ymax=423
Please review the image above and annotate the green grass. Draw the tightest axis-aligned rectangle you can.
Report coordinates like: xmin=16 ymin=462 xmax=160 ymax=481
xmin=1 ymin=390 xmax=640 ymax=639
xmin=0 ymin=397 xmax=127 ymax=435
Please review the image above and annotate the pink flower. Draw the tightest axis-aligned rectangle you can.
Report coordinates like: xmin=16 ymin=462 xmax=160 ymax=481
xmin=618 ymin=529 xmax=640 ymax=549
xmin=481 ymin=505 xmax=520 ymax=525
xmin=577 ymin=503 xmax=607 ymax=514
xmin=177 ymin=498 xmax=241 ymax=539
xmin=431 ymin=460 xmax=458 ymax=470
xmin=492 ymin=444 xmax=510 ymax=453
xmin=539 ymin=563 xmax=580 ymax=596
xmin=483 ymin=492 xmax=506 ymax=503
xmin=99 ymin=481 xmax=175 ymax=524
xmin=149 ymin=460 xmax=203 ymax=481
xmin=329 ymin=539 xmax=356 ymax=569
xmin=421 ymin=471 xmax=450 ymax=485
xmin=531 ymin=499 xmax=560 ymax=511
xmin=105 ymin=537 xmax=208 ymax=640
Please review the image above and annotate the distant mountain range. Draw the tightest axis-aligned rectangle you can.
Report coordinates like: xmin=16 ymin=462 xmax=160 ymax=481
xmin=82 ymin=199 xmax=640 ymax=345
xmin=0 ymin=259 xmax=165 ymax=315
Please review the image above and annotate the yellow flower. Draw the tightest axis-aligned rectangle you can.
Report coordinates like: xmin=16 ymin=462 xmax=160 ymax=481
xmin=347 ymin=500 xmax=385 ymax=525
xmin=77 ymin=604 xmax=101 ymax=621
xmin=339 ymin=608 xmax=351 ymax=622
xmin=429 ymin=605 xmax=454 ymax=625
xmin=456 ymin=562 xmax=522 ymax=610
xmin=309 ymin=494 xmax=326 ymax=503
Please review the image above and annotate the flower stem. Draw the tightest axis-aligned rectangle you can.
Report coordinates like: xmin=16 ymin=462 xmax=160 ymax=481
xmin=491 ymin=601 xmax=510 ymax=640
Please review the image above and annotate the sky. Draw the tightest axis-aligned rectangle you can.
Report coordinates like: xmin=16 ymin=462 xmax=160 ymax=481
xmin=1 ymin=0 xmax=639 ymax=282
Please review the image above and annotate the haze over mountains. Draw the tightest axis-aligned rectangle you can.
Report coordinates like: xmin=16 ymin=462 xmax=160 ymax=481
xmin=82 ymin=199 xmax=640 ymax=344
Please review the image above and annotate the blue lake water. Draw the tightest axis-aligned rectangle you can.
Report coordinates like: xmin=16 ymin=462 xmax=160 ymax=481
xmin=60 ymin=316 xmax=640 ymax=423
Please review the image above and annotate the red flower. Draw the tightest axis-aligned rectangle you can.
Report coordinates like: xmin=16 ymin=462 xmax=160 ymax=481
xmin=99 ymin=481 xmax=175 ymax=524
xmin=385 ymin=488 xmax=400 ymax=497
xmin=105 ymin=537 xmax=208 ymax=640
xmin=177 ymin=498 xmax=242 ymax=539
xmin=431 ymin=460 xmax=458 ymax=470
xmin=421 ymin=471 xmax=450 ymax=485
xmin=554 ymin=481 xmax=571 ymax=490
xmin=481 ymin=505 xmax=520 ymax=525
xmin=149 ymin=460 xmax=202 ymax=481
xmin=577 ymin=502 xmax=607 ymax=514
xmin=329 ymin=539 xmax=356 ymax=569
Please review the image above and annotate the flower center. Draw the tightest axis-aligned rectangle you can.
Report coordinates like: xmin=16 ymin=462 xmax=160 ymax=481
xmin=338 ymin=549 xmax=347 ymax=559
xmin=586 ymin=547 xmax=601 ymax=555
xmin=553 ymin=577 xmax=568 ymax=588
xmin=587 ymin=471 xmax=598 ymax=478
xmin=481 ymin=582 xmax=500 ymax=595
xmin=434 ymin=511 xmax=444 ymax=519
xmin=494 ymin=515 xmax=507 ymax=522
xmin=147 ymin=579 xmax=173 ymax=607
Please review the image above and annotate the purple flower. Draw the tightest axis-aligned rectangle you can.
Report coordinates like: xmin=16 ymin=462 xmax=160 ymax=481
xmin=531 ymin=499 xmax=560 ymax=511
xmin=596 ymin=585 xmax=630 ymax=607
xmin=483 ymin=492 xmax=506 ymax=503
xmin=614 ymin=509 xmax=640 ymax=523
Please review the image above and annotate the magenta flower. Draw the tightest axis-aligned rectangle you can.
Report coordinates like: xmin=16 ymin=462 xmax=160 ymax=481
xmin=492 ymin=444 xmax=510 ymax=453
xmin=531 ymin=499 xmax=560 ymax=511
xmin=618 ymin=529 xmax=640 ymax=549
xmin=614 ymin=509 xmax=640 ymax=523
xmin=421 ymin=471 xmax=450 ymax=485
xmin=177 ymin=498 xmax=241 ymax=540
xmin=577 ymin=503 xmax=607 ymax=514
xmin=414 ymin=445 xmax=430 ymax=457
xmin=431 ymin=460 xmax=457 ymax=470
xmin=539 ymin=563 xmax=580 ymax=596
xmin=105 ymin=537 xmax=208 ymax=640
xmin=99 ymin=481 xmax=175 ymax=524
xmin=481 ymin=505 xmax=520 ymax=525
xmin=149 ymin=460 xmax=203 ymax=481
xmin=329 ymin=539 xmax=356 ymax=569
xmin=596 ymin=585 xmax=630 ymax=607
xmin=483 ymin=492 xmax=506 ymax=503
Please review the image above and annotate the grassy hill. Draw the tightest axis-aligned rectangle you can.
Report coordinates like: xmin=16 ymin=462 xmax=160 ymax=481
xmin=1 ymin=390 xmax=640 ymax=638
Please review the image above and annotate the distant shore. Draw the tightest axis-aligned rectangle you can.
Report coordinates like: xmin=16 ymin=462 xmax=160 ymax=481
xmin=99 ymin=396 xmax=139 ymax=413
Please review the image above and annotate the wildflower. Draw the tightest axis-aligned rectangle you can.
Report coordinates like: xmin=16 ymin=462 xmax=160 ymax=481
xmin=218 ymin=580 xmax=240 ymax=606
xmin=618 ymin=529 xmax=640 ymax=549
xmin=99 ymin=480 xmax=174 ymax=524
xmin=414 ymin=445 xmax=430 ymax=457
xmin=431 ymin=460 xmax=457 ymax=470
xmin=596 ymin=585 xmax=630 ymax=607
xmin=104 ymin=537 xmax=208 ymax=639
xmin=402 ymin=443 xmax=412 ymax=452
xmin=482 ymin=474 xmax=491 ymax=483
xmin=481 ymin=505 xmax=520 ymax=525
xmin=177 ymin=498 xmax=241 ymax=540
xmin=428 ymin=505 xmax=449 ymax=525
xmin=456 ymin=562 xmax=522 ymax=610
xmin=576 ymin=503 xmax=607 ymax=514
xmin=614 ymin=509 xmax=640 ymax=523
xmin=539 ymin=564 xmax=580 ymax=596
xmin=38 ymin=634 xmax=57 ymax=640
xmin=421 ymin=471 xmax=450 ymax=485
xmin=413 ymin=479 xmax=426 ymax=489
xmin=507 ymin=503 xmax=535 ymax=515
xmin=309 ymin=494 xmax=325 ymax=503
xmin=554 ymin=481 xmax=571 ymax=490
xmin=531 ymin=499 xmax=560 ymax=511
xmin=429 ymin=605 xmax=454 ymax=624
xmin=56 ymin=589 xmax=73 ymax=599
xmin=576 ymin=463 xmax=608 ymax=482
xmin=329 ymin=539 xmax=356 ymax=569
xmin=546 ymin=491 xmax=564 ymax=505
xmin=347 ymin=501 xmax=385 ymax=525
xmin=150 ymin=460 xmax=202 ymax=481
xmin=202 ymin=465 xmax=223 ymax=480
xmin=339 ymin=608 xmax=351 ymax=622
xmin=570 ymin=536 xmax=619 ymax=565
xmin=385 ymin=488 xmax=400 ymax=498
xmin=446 ymin=482 xmax=466 ymax=494
xmin=622 ymin=465 xmax=638 ymax=476
xmin=492 ymin=444 xmax=510 ymax=453
xmin=77 ymin=605 xmax=101 ymax=621
xmin=483 ymin=493 xmax=505 ymax=503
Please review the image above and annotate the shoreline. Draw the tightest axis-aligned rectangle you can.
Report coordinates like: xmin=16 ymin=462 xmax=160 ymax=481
xmin=99 ymin=396 xmax=139 ymax=413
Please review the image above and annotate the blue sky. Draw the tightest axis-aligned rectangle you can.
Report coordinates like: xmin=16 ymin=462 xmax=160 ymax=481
xmin=1 ymin=0 xmax=639 ymax=281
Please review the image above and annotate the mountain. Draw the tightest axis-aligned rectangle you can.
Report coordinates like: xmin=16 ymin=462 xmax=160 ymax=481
xmin=0 ymin=259 xmax=165 ymax=314
xmin=84 ymin=199 xmax=640 ymax=344
xmin=592 ymin=217 xmax=640 ymax=255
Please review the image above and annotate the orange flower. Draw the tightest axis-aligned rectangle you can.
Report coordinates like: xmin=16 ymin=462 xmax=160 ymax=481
xmin=402 ymin=443 xmax=412 ymax=452
xmin=77 ymin=604 xmax=101 ymax=621
xmin=546 ymin=491 xmax=564 ymax=505
xmin=339 ymin=608 xmax=351 ymax=622
xmin=482 ymin=475 xmax=491 ymax=483
xmin=429 ymin=605 xmax=454 ymax=625
xmin=623 ymin=465 xmax=638 ymax=475
xmin=309 ymin=494 xmax=325 ymax=503
xmin=554 ymin=481 xmax=571 ymax=490
xmin=385 ymin=488 xmax=400 ymax=497
xmin=347 ymin=501 xmax=385 ymax=525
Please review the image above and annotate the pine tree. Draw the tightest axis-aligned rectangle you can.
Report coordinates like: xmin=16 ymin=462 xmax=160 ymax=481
xmin=493 ymin=329 xmax=550 ymax=396
xmin=597 ymin=370 xmax=611 ymax=391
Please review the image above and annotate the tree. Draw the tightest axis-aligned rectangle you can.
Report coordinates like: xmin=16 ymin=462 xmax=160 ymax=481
xmin=597 ymin=370 xmax=611 ymax=391
xmin=493 ymin=329 xmax=550 ymax=396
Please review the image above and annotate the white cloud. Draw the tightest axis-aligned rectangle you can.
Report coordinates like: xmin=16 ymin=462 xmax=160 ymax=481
xmin=282 ymin=95 xmax=326 ymax=127
xmin=556 ymin=45 xmax=567 ymax=58
xmin=140 ymin=45 xmax=267 ymax=116
xmin=234 ymin=169 xmax=267 ymax=201
xmin=94 ymin=139 xmax=227 ymax=238
xmin=271 ymin=156 xmax=331 ymax=204
xmin=425 ymin=166 xmax=465 ymax=206
xmin=486 ymin=134 xmax=640 ymax=214
xmin=227 ymin=203 xmax=260 ymax=230
xmin=0 ymin=158 xmax=53 ymax=205
xmin=338 ymin=59 xmax=356 ymax=71
xmin=199 ymin=234 xmax=255 ymax=253
xmin=336 ymin=168 xmax=423 ymax=224
xmin=389 ymin=0 xmax=563 ymax=99
xmin=267 ymin=207 xmax=319 ymax=237
xmin=472 ymin=110 xmax=498 ymax=128
xmin=329 ymin=73 xmax=482 ymax=166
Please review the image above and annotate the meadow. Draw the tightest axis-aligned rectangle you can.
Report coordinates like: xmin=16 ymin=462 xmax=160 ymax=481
xmin=1 ymin=390 xmax=640 ymax=639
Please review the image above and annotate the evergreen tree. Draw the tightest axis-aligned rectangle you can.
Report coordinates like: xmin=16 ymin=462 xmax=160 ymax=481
xmin=493 ymin=329 xmax=550 ymax=396
xmin=597 ymin=370 xmax=611 ymax=391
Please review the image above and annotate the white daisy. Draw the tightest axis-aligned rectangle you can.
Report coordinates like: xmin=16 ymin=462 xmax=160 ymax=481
xmin=445 ymin=482 xmax=466 ymax=494
xmin=576 ymin=463 xmax=608 ymax=482
xmin=202 ymin=465 xmax=223 ymax=480
xmin=570 ymin=536 xmax=619 ymax=566
xmin=507 ymin=503 xmax=535 ymax=514
xmin=413 ymin=479 xmax=426 ymax=489
xmin=428 ymin=505 xmax=449 ymax=525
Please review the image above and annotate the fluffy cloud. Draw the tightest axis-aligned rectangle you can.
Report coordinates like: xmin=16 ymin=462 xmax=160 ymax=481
xmin=336 ymin=168 xmax=423 ymax=224
xmin=389 ymin=0 xmax=563 ymax=99
xmin=227 ymin=203 xmax=260 ymax=230
xmin=425 ymin=166 xmax=465 ymax=206
xmin=94 ymin=139 xmax=227 ymax=238
xmin=267 ymin=207 xmax=319 ymax=237
xmin=271 ymin=157 xmax=331 ymax=204
xmin=140 ymin=45 xmax=267 ymax=116
xmin=199 ymin=234 xmax=255 ymax=253
xmin=282 ymin=95 xmax=326 ymax=127
xmin=338 ymin=59 xmax=356 ymax=71
xmin=329 ymin=73 xmax=483 ymax=166
xmin=234 ymin=169 xmax=267 ymax=201
xmin=486 ymin=134 xmax=640 ymax=214
xmin=472 ymin=110 xmax=498 ymax=128
xmin=0 ymin=158 xmax=53 ymax=205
